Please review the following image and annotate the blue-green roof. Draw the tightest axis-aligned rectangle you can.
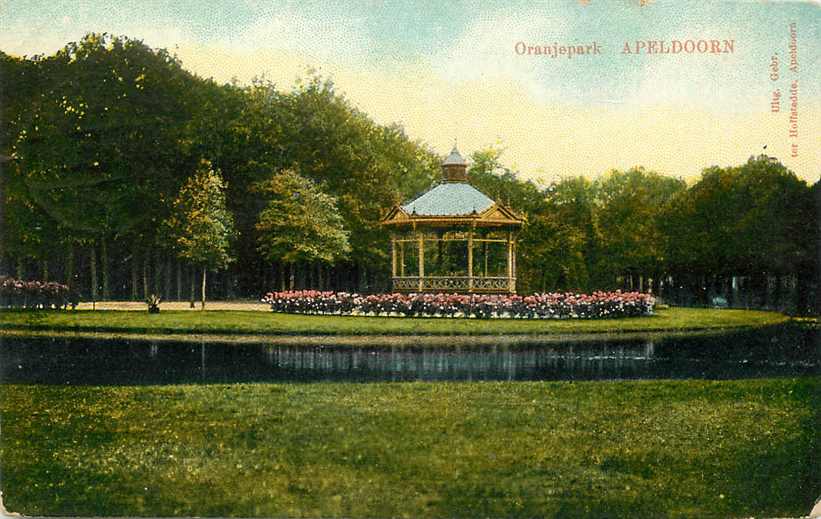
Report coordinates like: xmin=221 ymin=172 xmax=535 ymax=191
xmin=402 ymin=183 xmax=495 ymax=216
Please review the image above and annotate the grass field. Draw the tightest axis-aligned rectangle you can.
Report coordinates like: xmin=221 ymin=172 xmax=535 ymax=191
xmin=1 ymin=378 xmax=817 ymax=517
xmin=0 ymin=307 xmax=790 ymax=337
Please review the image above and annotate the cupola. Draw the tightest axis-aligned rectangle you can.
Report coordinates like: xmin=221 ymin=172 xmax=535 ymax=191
xmin=442 ymin=146 xmax=468 ymax=182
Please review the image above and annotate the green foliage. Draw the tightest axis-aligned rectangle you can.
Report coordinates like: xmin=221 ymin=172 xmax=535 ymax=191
xmin=10 ymin=34 xmax=195 ymax=243
xmin=254 ymin=169 xmax=350 ymax=265
xmin=467 ymin=147 xmax=562 ymax=292
xmin=2 ymin=39 xmax=440 ymax=295
xmin=164 ymin=160 xmax=235 ymax=270
xmin=1 ymin=32 xmax=815 ymax=302
xmin=463 ymin=149 xmax=811 ymax=296
xmin=530 ymin=176 xmax=600 ymax=291
xmin=259 ymin=76 xmax=438 ymax=268
xmin=595 ymin=167 xmax=685 ymax=282
xmin=662 ymin=155 xmax=813 ymax=276
xmin=468 ymin=146 xmax=546 ymax=214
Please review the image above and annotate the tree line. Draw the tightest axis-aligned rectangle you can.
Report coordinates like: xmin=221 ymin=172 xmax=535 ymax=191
xmin=1 ymin=33 xmax=438 ymax=306
xmin=469 ymin=150 xmax=818 ymax=314
xmin=1 ymin=33 xmax=817 ymax=313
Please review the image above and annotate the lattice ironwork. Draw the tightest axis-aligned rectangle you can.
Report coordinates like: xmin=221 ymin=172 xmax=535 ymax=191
xmin=472 ymin=277 xmax=514 ymax=291
xmin=392 ymin=276 xmax=515 ymax=293
xmin=423 ymin=277 xmax=470 ymax=291
xmin=393 ymin=277 xmax=421 ymax=291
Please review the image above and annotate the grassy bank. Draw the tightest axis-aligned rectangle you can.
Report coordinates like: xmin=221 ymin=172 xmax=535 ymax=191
xmin=1 ymin=378 xmax=817 ymax=517
xmin=0 ymin=307 xmax=789 ymax=337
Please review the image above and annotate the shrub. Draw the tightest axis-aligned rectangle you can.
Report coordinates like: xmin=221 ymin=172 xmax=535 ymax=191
xmin=146 ymin=294 xmax=162 ymax=314
xmin=261 ymin=290 xmax=655 ymax=319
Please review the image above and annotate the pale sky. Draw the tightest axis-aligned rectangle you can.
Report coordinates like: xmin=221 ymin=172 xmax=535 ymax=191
xmin=2 ymin=0 xmax=819 ymax=183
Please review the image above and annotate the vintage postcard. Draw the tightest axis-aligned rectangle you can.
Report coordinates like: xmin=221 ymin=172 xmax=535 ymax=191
xmin=0 ymin=1 xmax=819 ymax=517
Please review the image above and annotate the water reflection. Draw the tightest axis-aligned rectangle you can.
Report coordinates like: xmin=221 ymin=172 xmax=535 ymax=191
xmin=0 ymin=326 xmax=816 ymax=385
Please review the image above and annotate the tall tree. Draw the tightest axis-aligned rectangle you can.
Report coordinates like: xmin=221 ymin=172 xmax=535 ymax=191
xmin=10 ymin=33 xmax=196 ymax=298
xmin=661 ymin=155 xmax=813 ymax=307
xmin=532 ymin=176 xmax=601 ymax=292
xmin=595 ymin=167 xmax=685 ymax=290
xmin=1 ymin=51 xmax=60 ymax=279
xmin=466 ymin=147 xmax=624 ymax=292
xmin=267 ymin=75 xmax=438 ymax=288
xmin=255 ymin=169 xmax=350 ymax=290
xmin=164 ymin=160 xmax=235 ymax=309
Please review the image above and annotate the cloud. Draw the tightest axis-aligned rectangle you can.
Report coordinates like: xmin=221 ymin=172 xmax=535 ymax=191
xmin=430 ymin=8 xmax=570 ymax=96
xmin=217 ymin=6 xmax=373 ymax=66
xmin=0 ymin=6 xmax=196 ymax=57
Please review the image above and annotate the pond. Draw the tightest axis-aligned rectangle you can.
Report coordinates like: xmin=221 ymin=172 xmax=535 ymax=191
xmin=0 ymin=325 xmax=816 ymax=385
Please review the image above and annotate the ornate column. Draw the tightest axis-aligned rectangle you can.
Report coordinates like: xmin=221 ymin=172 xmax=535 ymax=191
xmin=467 ymin=229 xmax=474 ymax=292
xmin=418 ymin=231 xmax=425 ymax=292
xmin=512 ymin=236 xmax=518 ymax=293
xmin=391 ymin=235 xmax=397 ymax=279
xmin=507 ymin=231 xmax=514 ymax=293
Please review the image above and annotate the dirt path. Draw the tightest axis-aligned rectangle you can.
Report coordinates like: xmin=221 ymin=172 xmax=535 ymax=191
xmin=75 ymin=300 xmax=270 ymax=311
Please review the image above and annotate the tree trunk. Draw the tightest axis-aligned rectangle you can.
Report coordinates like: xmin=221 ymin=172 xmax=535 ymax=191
xmin=154 ymin=251 xmax=162 ymax=297
xmin=189 ymin=267 xmax=196 ymax=308
xmin=142 ymin=254 xmax=150 ymax=300
xmin=225 ymin=271 xmax=233 ymax=299
xmin=41 ymin=259 xmax=49 ymax=282
xmin=359 ymin=265 xmax=368 ymax=293
xmin=794 ymin=273 xmax=808 ymax=316
xmin=165 ymin=258 xmax=172 ymax=301
xmin=66 ymin=245 xmax=74 ymax=288
xmin=279 ymin=264 xmax=285 ymax=292
xmin=16 ymin=257 xmax=23 ymax=279
xmin=201 ymin=266 xmax=207 ymax=310
xmin=131 ymin=254 xmax=138 ymax=301
xmin=298 ymin=263 xmax=306 ymax=290
xmin=176 ymin=262 xmax=182 ymax=301
xmin=101 ymin=237 xmax=110 ymax=300
xmin=90 ymin=245 xmax=98 ymax=303
xmin=289 ymin=263 xmax=295 ymax=291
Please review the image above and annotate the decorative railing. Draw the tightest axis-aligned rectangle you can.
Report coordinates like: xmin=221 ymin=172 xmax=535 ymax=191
xmin=472 ymin=277 xmax=514 ymax=291
xmin=392 ymin=276 xmax=515 ymax=293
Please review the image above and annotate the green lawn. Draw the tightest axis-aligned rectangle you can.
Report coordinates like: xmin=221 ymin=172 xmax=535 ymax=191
xmin=0 ymin=307 xmax=789 ymax=337
xmin=1 ymin=378 xmax=817 ymax=517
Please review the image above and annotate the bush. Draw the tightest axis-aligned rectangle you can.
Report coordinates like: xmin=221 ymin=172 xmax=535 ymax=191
xmin=0 ymin=276 xmax=77 ymax=309
xmin=261 ymin=290 xmax=655 ymax=319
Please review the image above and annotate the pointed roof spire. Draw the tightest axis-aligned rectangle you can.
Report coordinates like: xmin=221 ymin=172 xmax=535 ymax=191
xmin=443 ymin=145 xmax=467 ymax=166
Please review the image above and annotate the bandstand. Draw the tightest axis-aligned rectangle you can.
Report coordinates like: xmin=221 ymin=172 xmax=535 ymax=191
xmin=380 ymin=147 xmax=525 ymax=294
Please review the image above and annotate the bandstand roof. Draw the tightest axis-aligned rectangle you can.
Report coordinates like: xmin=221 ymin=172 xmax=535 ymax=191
xmin=380 ymin=144 xmax=525 ymax=228
xmin=402 ymin=182 xmax=494 ymax=216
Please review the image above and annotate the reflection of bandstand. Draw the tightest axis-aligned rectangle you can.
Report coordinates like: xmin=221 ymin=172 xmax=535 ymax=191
xmin=380 ymin=147 xmax=525 ymax=294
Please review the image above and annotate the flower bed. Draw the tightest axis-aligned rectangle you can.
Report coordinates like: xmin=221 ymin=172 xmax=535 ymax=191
xmin=0 ymin=276 xmax=77 ymax=309
xmin=261 ymin=290 xmax=655 ymax=319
